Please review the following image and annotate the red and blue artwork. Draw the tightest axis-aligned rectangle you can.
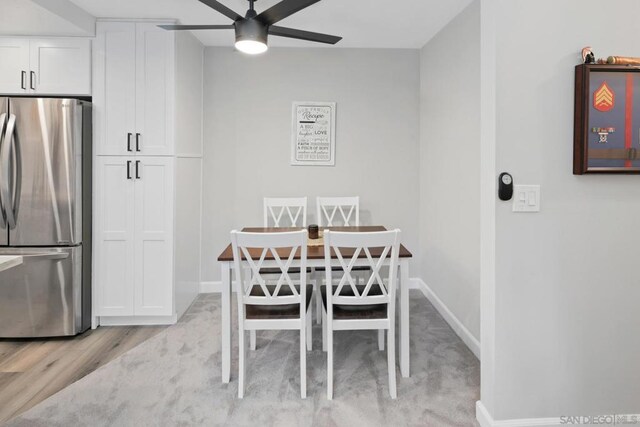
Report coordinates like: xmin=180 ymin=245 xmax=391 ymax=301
xmin=588 ymin=71 xmax=640 ymax=170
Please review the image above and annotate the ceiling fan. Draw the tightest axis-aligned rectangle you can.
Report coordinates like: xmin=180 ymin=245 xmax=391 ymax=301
xmin=159 ymin=0 xmax=342 ymax=55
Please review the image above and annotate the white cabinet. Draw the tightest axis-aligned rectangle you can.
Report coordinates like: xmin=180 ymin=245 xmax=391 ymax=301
xmin=95 ymin=22 xmax=136 ymax=156
xmin=94 ymin=157 xmax=135 ymax=316
xmin=0 ymin=38 xmax=91 ymax=95
xmin=95 ymin=156 xmax=174 ymax=317
xmin=133 ymin=157 xmax=174 ymax=316
xmin=135 ymin=24 xmax=175 ymax=156
xmin=30 ymin=39 xmax=91 ymax=95
xmin=95 ymin=22 xmax=174 ymax=156
xmin=93 ymin=20 xmax=201 ymax=327
xmin=0 ymin=39 xmax=29 ymax=94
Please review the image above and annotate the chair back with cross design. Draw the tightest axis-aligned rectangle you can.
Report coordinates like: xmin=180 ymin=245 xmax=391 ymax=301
xmin=231 ymin=230 xmax=308 ymax=310
xmin=263 ymin=197 xmax=307 ymax=227
xmin=317 ymin=196 xmax=360 ymax=227
xmin=323 ymin=229 xmax=400 ymax=313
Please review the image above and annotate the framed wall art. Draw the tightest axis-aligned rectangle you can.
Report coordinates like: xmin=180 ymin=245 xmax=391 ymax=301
xmin=291 ymin=101 xmax=336 ymax=166
xmin=574 ymin=64 xmax=640 ymax=174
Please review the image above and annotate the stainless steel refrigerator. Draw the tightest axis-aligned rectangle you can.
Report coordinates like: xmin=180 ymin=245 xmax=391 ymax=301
xmin=0 ymin=97 xmax=92 ymax=337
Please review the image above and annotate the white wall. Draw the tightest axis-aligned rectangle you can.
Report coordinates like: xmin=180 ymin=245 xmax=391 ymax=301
xmin=174 ymin=31 xmax=203 ymax=317
xmin=420 ymin=1 xmax=481 ymax=343
xmin=201 ymin=47 xmax=420 ymax=281
xmin=487 ymin=0 xmax=640 ymax=420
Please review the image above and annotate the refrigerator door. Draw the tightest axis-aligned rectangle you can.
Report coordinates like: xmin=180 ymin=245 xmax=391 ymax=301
xmin=0 ymin=97 xmax=7 ymax=246
xmin=7 ymin=98 xmax=82 ymax=246
xmin=0 ymin=246 xmax=83 ymax=337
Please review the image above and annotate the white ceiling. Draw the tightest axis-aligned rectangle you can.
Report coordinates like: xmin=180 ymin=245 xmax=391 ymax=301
xmin=0 ymin=0 xmax=90 ymax=36
xmin=67 ymin=0 xmax=472 ymax=48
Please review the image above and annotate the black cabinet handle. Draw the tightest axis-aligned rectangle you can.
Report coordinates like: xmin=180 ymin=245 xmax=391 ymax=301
xmin=30 ymin=71 xmax=35 ymax=90
xmin=21 ymin=71 xmax=26 ymax=90
xmin=126 ymin=161 xmax=132 ymax=179
xmin=135 ymin=160 xmax=140 ymax=179
xmin=135 ymin=133 xmax=141 ymax=152
xmin=127 ymin=133 xmax=133 ymax=152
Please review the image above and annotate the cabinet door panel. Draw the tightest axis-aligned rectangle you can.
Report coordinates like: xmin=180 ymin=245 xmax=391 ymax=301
xmin=29 ymin=38 xmax=91 ymax=95
xmin=95 ymin=157 xmax=135 ymax=316
xmin=95 ymin=23 xmax=136 ymax=156
xmin=0 ymin=39 xmax=29 ymax=94
xmin=134 ymin=157 xmax=174 ymax=316
xmin=135 ymin=24 xmax=174 ymax=156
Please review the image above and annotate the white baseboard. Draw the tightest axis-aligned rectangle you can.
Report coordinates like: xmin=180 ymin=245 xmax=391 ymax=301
xmin=476 ymin=401 xmax=561 ymax=427
xmin=412 ymin=278 xmax=480 ymax=359
xmin=98 ymin=314 xmax=178 ymax=326
xmin=476 ymin=401 xmax=640 ymax=427
xmin=200 ymin=281 xmax=223 ymax=293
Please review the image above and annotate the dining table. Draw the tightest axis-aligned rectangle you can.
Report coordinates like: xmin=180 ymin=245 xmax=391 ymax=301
xmin=216 ymin=225 xmax=413 ymax=383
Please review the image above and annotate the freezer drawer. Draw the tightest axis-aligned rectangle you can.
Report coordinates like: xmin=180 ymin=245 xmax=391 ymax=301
xmin=0 ymin=246 xmax=86 ymax=337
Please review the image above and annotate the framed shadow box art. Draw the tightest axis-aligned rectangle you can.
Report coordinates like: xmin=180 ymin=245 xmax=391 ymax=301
xmin=574 ymin=64 xmax=640 ymax=174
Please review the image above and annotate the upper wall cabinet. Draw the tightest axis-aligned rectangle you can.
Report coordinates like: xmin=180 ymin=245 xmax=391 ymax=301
xmin=94 ymin=21 xmax=175 ymax=156
xmin=0 ymin=39 xmax=29 ymax=94
xmin=0 ymin=38 xmax=91 ymax=96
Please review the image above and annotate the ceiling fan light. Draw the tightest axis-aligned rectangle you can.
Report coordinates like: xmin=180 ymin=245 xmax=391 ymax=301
xmin=235 ymin=39 xmax=268 ymax=55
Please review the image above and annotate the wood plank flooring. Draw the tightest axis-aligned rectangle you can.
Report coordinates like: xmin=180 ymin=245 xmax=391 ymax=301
xmin=0 ymin=325 xmax=165 ymax=424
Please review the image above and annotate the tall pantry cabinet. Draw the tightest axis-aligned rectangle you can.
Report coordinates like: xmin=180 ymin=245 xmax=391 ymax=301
xmin=93 ymin=20 xmax=202 ymax=325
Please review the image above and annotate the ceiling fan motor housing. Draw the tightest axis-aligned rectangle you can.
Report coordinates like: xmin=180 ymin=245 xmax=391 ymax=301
xmin=235 ymin=18 xmax=268 ymax=46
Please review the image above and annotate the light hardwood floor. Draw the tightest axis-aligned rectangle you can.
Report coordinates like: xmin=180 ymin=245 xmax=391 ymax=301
xmin=0 ymin=326 xmax=165 ymax=424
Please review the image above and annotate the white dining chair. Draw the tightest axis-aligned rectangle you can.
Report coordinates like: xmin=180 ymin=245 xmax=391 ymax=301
xmin=230 ymin=229 xmax=312 ymax=399
xmin=315 ymin=196 xmax=368 ymax=325
xmin=252 ymin=197 xmax=309 ymax=350
xmin=264 ymin=197 xmax=307 ymax=227
xmin=316 ymin=196 xmax=360 ymax=227
xmin=321 ymin=229 xmax=401 ymax=399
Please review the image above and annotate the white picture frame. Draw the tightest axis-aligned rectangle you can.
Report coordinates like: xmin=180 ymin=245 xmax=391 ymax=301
xmin=291 ymin=101 xmax=336 ymax=166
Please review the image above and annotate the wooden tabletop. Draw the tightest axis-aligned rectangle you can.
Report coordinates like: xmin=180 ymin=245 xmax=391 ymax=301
xmin=217 ymin=226 xmax=413 ymax=262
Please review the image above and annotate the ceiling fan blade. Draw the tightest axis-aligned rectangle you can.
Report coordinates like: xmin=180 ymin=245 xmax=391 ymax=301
xmin=158 ymin=24 xmax=234 ymax=30
xmin=269 ymin=26 xmax=341 ymax=44
xmin=198 ymin=0 xmax=242 ymax=22
xmin=256 ymin=0 xmax=322 ymax=26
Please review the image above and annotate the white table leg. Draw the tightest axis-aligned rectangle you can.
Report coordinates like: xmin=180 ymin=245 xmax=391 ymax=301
xmin=221 ymin=262 xmax=231 ymax=383
xmin=399 ymin=259 xmax=410 ymax=378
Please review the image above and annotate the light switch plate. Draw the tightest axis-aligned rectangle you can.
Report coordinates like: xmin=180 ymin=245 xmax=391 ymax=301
xmin=512 ymin=185 xmax=540 ymax=213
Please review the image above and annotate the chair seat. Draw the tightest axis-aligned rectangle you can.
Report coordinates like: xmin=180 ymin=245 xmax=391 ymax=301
xmin=246 ymin=285 xmax=314 ymax=320
xmin=320 ymin=284 xmax=387 ymax=319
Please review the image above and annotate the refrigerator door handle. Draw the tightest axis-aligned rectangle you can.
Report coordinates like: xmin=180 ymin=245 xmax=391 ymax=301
xmin=21 ymin=252 xmax=70 ymax=261
xmin=1 ymin=114 xmax=19 ymax=229
xmin=0 ymin=113 xmax=7 ymax=229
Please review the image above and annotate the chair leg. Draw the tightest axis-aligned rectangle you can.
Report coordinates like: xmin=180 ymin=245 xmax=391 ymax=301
xmin=387 ymin=326 xmax=397 ymax=399
xmin=250 ymin=330 xmax=256 ymax=351
xmin=238 ymin=328 xmax=246 ymax=398
xmin=306 ymin=309 xmax=312 ymax=351
xmin=322 ymin=310 xmax=327 ymax=352
xmin=315 ymin=282 xmax=322 ymax=325
xmin=378 ymin=329 xmax=385 ymax=351
xmin=300 ymin=325 xmax=307 ymax=398
xmin=327 ymin=327 xmax=333 ymax=400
